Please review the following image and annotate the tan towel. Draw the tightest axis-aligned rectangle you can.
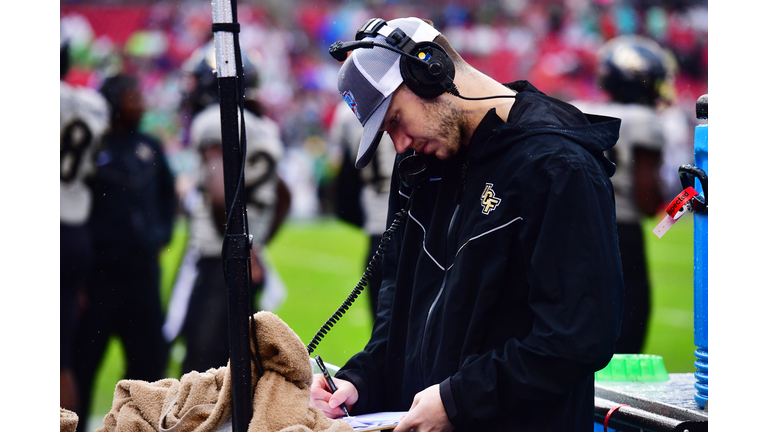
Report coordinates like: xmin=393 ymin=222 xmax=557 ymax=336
xmin=97 ymin=311 xmax=352 ymax=432
xmin=61 ymin=408 xmax=79 ymax=432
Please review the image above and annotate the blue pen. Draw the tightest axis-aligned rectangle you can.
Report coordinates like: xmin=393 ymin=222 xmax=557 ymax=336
xmin=315 ymin=355 xmax=350 ymax=417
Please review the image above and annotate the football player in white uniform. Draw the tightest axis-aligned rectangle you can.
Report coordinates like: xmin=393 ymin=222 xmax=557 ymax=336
xmin=327 ymin=100 xmax=396 ymax=319
xmin=164 ymin=42 xmax=290 ymax=373
xmin=60 ymin=41 xmax=109 ymax=412
xmin=571 ymin=35 xmax=679 ymax=354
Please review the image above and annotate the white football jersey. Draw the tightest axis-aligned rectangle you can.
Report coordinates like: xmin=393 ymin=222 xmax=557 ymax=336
xmin=60 ymin=81 xmax=110 ymax=225
xmin=571 ymin=101 xmax=665 ymax=223
xmin=186 ymin=104 xmax=284 ymax=257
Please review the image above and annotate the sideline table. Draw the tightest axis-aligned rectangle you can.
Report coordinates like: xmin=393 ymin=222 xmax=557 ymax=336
xmin=594 ymin=373 xmax=708 ymax=431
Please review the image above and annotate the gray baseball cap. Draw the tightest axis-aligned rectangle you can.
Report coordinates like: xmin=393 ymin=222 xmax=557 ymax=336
xmin=337 ymin=17 xmax=440 ymax=169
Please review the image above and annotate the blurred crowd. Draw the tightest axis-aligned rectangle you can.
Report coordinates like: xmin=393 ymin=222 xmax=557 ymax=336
xmin=61 ymin=0 xmax=707 ymax=218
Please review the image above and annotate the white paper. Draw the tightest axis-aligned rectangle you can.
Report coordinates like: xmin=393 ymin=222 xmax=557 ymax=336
xmin=341 ymin=411 xmax=407 ymax=431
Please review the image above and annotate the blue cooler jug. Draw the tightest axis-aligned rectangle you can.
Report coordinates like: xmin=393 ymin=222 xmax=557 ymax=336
xmin=680 ymin=95 xmax=708 ymax=410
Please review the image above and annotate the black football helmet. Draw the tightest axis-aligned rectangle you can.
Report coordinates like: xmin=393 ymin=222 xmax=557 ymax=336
xmin=181 ymin=40 xmax=260 ymax=116
xmin=597 ymin=35 xmax=674 ymax=106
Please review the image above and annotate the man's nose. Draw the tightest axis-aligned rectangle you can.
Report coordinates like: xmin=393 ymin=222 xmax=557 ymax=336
xmin=392 ymin=132 xmax=412 ymax=154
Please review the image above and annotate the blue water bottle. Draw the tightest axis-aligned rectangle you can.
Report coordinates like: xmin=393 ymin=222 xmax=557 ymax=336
xmin=680 ymin=95 xmax=708 ymax=410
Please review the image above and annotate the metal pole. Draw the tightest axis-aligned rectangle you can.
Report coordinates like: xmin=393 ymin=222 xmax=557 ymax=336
xmin=211 ymin=1 xmax=252 ymax=431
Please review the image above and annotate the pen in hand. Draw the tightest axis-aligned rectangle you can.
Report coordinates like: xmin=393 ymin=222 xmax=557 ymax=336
xmin=315 ymin=355 xmax=350 ymax=417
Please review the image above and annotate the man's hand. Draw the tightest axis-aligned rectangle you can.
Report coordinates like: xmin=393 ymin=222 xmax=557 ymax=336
xmin=394 ymin=384 xmax=454 ymax=432
xmin=310 ymin=373 xmax=358 ymax=419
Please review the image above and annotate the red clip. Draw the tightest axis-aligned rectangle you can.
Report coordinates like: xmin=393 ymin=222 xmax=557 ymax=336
xmin=604 ymin=404 xmax=629 ymax=432
xmin=665 ymin=187 xmax=699 ymax=218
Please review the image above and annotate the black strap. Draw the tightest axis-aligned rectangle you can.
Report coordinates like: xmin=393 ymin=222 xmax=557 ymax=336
xmin=355 ymin=17 xmax=386 ymax=40
xmin=212 ymin=22 xmax=240 ymax=34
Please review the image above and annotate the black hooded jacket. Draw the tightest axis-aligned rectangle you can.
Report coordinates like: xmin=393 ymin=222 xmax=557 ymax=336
xmin=335 ymin=81 xmax=624 ymax=431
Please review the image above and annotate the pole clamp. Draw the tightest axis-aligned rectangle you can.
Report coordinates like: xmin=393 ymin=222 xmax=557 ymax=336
xmin=212 ymin=22 xmax=240 ymax=34
xmin=223 ymin=233 xmax=251 ymax=260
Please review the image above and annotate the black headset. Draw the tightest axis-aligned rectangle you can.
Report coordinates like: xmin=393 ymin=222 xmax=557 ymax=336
xmin=329 ymin=18 xmax=458 ymax=99
xmin=329 ymin=18 xmax=517 ymax=102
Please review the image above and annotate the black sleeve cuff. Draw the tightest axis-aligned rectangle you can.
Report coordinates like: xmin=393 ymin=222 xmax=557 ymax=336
xmin=439 ymin=377 xmax=459 ymax=425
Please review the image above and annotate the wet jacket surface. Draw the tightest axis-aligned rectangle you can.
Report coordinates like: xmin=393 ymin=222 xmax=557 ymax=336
xmin=335 ymin=81 xmax=624 ymax=431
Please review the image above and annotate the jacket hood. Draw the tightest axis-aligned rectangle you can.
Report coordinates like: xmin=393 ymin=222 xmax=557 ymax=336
xmin=469 ymin=81 xmax=621 ymax=176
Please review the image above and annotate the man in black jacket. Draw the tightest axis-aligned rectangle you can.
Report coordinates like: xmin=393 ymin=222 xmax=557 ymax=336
xmin=73 ymin=74 xmax=176 ymax=432
xmin=311 ymin=17 xmax=624 ymax=431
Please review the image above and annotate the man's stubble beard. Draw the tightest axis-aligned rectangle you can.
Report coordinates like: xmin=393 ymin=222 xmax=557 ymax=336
xmin=420 ymin=95 xmax=469 ymax=160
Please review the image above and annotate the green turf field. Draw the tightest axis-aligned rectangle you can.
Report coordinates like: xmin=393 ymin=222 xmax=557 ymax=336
xmin=86 ymin=213 xmax=697 ymax=424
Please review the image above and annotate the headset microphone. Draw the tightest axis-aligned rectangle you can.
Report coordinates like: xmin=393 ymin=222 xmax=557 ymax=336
xmin=328 ymin=41 xmax=364 ymax=61
xmin=329 ymin=40 xmax=427 ymax=65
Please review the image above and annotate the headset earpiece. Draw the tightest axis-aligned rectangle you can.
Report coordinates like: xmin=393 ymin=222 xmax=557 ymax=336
xmin=400 ymin=42 xmax=455 ymax=99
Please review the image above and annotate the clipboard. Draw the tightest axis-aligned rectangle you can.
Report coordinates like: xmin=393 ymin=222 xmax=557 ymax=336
xmin=340 ymin=411 xmax=407 ymax=432
xmin=349 ymin=426 xmax=395 ymax=432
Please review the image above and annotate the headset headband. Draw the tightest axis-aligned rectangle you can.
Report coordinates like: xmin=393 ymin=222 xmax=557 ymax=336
xmin=355 ymin=18 xmax=388 ymax=40
xmin=356 ymin=19 xmax=418 ymax=56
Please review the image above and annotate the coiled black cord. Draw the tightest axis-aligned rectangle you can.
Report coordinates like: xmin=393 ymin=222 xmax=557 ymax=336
xmin=306 ymin=208 xmax=407 ymax=356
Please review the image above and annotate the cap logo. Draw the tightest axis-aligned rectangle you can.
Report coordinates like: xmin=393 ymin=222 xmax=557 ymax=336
xmin=342 ymin=90 xmax=360 ymax=119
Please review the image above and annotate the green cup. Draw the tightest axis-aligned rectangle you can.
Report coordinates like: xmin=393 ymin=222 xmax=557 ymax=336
xmin=595 ymin=354 xmax=670 ymax=382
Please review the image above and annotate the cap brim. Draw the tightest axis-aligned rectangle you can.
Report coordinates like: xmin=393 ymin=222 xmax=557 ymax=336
xmin=355 ymin=93 xmax=392 ymax=169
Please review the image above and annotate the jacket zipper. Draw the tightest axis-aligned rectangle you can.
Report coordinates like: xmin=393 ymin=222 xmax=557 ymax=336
xmin=418 ymin=162 xmax=467 ymax=387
